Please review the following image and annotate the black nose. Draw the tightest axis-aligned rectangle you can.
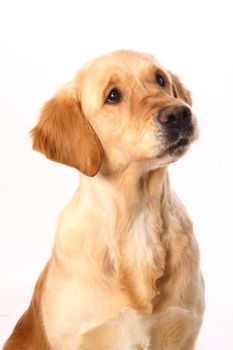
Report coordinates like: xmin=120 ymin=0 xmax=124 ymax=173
xmin=157 ymin=105 xmax=192 ymax=129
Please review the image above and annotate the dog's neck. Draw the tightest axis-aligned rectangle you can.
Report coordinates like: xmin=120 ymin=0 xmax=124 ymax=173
xmin=79 ymin=165 xmax=170 ymax=219
xmin=77 ymin=166 xmax=171 ymax=310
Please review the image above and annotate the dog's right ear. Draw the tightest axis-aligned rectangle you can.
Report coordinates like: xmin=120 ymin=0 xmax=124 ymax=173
xmin=169 ymin=72 xmax=193 ymax=107
xmin=30 ymin=84 xmax=102 ymax=176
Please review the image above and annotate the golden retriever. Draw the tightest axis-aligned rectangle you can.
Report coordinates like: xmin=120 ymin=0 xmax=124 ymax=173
xmin=4 ymin=50 xmax=205 ymax=350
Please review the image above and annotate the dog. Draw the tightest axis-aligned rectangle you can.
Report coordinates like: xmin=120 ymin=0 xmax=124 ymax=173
xmin=4 ymin=50 xmax=205 ymax=350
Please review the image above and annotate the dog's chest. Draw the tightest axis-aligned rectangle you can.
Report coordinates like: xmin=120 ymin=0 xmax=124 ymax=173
xmin=45 ymin=206 xmax=164 ymax=349
xmin=127 ymin=208 xmax=156 ymax=257
xmin=120 ymin=207 xmax=165 ymax=304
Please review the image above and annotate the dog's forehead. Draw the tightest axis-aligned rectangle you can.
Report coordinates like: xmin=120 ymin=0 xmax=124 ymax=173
xmin=79 ymin=50 xmax=163 ymax=87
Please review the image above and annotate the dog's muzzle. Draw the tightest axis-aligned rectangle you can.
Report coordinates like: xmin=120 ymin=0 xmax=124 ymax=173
xmin=156 ymin=104 xmax=195 ymax=155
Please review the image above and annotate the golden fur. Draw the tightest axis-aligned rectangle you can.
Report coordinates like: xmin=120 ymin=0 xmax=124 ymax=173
xmin=4 ymin=50 xmax=204 ymax=350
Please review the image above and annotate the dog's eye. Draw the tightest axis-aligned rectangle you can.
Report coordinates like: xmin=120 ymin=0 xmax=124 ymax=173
xmin=156 ymin=73 xmax=166 ymax=87
xmin=105 ymin=88 xmax=122 ymax=104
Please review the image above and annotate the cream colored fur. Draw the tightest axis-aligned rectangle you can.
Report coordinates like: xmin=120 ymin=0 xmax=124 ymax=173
xmin=4 ymin=50 xmax=205 ymax=350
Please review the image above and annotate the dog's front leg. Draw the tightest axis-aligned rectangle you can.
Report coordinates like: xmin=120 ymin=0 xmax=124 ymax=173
xmin=149 ymin=307 xmax=201 ymax=350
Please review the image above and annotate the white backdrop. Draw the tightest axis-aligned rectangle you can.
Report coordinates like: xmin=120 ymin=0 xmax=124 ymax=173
xmin=0 ymin=0 xmax=233 ymax=348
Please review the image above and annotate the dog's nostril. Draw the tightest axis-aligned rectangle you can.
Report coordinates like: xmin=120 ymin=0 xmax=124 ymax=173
xmin=182 ymin=106 xmax=191 ymax=121
xmin=157 ymin=105 xmax=192 ymax=128
xmin=168 ymin=115 xmax=177 ymax=125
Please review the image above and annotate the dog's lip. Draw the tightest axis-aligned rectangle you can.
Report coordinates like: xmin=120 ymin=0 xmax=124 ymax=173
xmin=167 ymin=137 xmax=189 ymax=152
xmin=158 ymin=136 xmax=190 ymax=158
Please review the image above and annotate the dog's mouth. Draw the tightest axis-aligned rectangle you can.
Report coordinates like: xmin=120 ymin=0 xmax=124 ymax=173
xmin=167 ymin=137 xmax=189 ymax=153
xmin=158 ymin=135 xmax=191 ymax=158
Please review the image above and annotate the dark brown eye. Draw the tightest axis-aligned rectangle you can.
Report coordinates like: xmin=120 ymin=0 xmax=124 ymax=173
xmin=156 ymin=73 xmax=165 ymax=87
xmin=105 ymin=88 xmax=122 ymax=104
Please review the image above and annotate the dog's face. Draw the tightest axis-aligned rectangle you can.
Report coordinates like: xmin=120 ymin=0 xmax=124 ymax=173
xmin=31 ymin=50 xmax=198 ymax=176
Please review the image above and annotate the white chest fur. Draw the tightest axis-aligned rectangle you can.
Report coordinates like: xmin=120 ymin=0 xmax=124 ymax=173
xmin=126 ymin=207 xmax=157 ymax=263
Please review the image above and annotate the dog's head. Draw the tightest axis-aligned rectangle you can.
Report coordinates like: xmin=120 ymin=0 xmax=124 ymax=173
xmin=31 ymin=50 xmax=198 ymax=176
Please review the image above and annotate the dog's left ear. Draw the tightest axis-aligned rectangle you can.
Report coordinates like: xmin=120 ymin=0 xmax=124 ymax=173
xmin=169 ymin=72 xmax=192 ymax=107
xmin=30 ymin=84 xmax=102 ymax=176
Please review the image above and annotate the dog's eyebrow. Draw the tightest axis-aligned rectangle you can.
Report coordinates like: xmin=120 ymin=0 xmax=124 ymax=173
xmin=102 ymin=73 xmax=124 ymax=99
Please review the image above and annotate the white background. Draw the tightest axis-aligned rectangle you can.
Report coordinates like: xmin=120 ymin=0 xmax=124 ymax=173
xmin=0 ymin=0 xmax=233 ymax=348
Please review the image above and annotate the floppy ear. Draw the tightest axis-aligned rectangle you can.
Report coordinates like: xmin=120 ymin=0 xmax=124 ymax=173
xmin=169 ymin=72 xmax=192 ymax=107
xmin=30 ymin=85 xmax=102 ymax=176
